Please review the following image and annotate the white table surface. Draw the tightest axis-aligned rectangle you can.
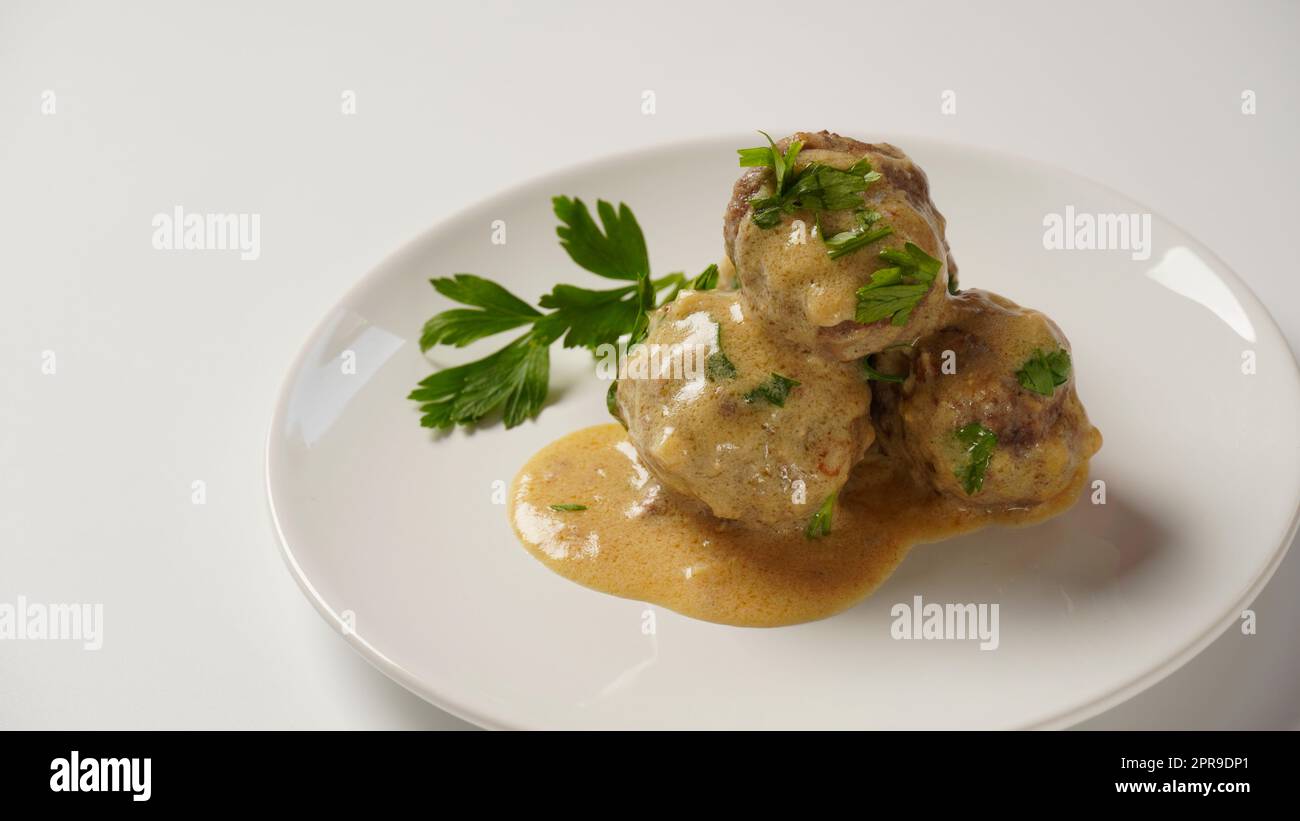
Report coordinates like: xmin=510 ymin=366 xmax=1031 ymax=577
xmin=2 ymin=0 xmax=1297 ymax=729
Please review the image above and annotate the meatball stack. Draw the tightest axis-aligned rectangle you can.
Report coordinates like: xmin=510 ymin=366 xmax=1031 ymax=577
xmin=616 ymin=130 xmax=1098 ymax=533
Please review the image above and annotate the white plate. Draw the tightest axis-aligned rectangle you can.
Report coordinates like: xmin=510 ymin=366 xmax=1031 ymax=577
xmin=266 ymin=135 xmax=1300 ymax=729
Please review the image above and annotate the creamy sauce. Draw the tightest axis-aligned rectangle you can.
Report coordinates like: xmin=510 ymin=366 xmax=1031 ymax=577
xmin=511 ymin=423 xmax=1098 ymax=627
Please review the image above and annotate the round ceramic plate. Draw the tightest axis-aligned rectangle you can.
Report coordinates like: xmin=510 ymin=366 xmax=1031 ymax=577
xmin=266 ymin=135 xmax=1300 ymax=729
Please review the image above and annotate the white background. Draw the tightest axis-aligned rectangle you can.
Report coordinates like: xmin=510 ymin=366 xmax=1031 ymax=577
xmin=1 ymin=0 xmax=1297 ymax=729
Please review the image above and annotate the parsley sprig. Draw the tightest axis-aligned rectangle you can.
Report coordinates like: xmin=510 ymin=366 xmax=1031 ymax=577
xmin=410 ymin=197 xmax=712 ymax=430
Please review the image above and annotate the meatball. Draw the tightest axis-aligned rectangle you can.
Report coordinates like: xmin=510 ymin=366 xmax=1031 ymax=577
xmin=725 ymin=130 xmax=958 ymax=360
xmin=875 ymin=290 xmax=1101 ymax=506
xmin=616 ymin=289 xmax=874 ymax=530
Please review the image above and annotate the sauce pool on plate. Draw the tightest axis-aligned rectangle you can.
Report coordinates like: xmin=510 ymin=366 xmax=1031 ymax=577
xmin=510 ymin=422 xmax=1098 ymax=627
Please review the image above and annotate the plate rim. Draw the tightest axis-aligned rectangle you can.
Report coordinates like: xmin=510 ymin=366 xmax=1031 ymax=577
xmin=264 ymin=132 xmax=1300 ymax=729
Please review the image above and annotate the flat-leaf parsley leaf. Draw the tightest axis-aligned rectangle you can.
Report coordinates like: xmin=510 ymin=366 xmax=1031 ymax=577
xmin=855 ymin=242 xmax=942 ymax=326
xmin=955 ymin=423 xmax=998 ymax=495
xmin=1015 ymin=347 xmax=1072 ymax=396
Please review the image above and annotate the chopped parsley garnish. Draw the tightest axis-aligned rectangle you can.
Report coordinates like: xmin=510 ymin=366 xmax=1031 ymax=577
xmin=739 ymin=133 xmax=881 ymax=230
xmin=690 ymin=263 xmax=720 ymax=291
xmin=862 ymin=354 xmax=906 ymax=383
xmin=1015 ymin=347 xmax=1072 ymax=396
xmin=854 ymin=275 xmax=928 ymax=326
xmin=805 ymin=492 xmax=837 ymax=539
xmin=705 ymin=326 xmax=737 ymax=382
xmin=411 ymin=196 xmax=707 ymax=429
xmin=739 ymin=134 xmax=801 ymax=228
xmin=955 ymin=423 xmax=998 ymax=495
xmin=879 ymin=243 xmax=943 ymax=277
xmin=780 ymin=159 xmax=881 ymax=213
xmin=855 ymin=242 xmax=943 ymax=327
xmin=825 ymin=210 xmax=893 ymax=260
xmin=744 ymin=373 xmax=801 ymax=407
xmin=706 ymin=352 xmax=736 ymax=381
xmin=549 ymin=503 xmax=588 ymax=512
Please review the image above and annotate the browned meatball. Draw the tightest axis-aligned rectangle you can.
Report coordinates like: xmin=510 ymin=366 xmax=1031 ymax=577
xmin=725 ymin=131 xmax=958 ymax=360
xmin=616 ymin=289 xmax=874 ymax=531
xmin=875 ymin=290 xmax=1101 ymax=506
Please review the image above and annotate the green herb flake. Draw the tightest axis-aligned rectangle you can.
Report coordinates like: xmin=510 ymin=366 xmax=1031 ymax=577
xmin=854 ymin=242 xmax=943 ymax=327
xmin=955 ymin=423 xmax=998 ymax=495
xmin=825 ymin=210 xmax=894 ymax=260
xmin=690 ymin=263 xmax=720 ymax=291
xmin=738 ymin=132 xmax=803 ymax=198
xmin=862 ymin=355 xmax=906 ymax=383
xmin=855 ymin=282 xmax=930 ymax=326
xmin=705 ymin=324 xmax=738 ymax=382
xmin=805 ymin=493 xmax=837 ymax=539
xmin=549 ymin=503 xmax=588 ymax=512
xmin=1015 ymin=348 xmax=1072 ymax=396
xmin=706 ymin=352 xmax=737 ymax=382
xmin=879 ymin=242 xmax=942 ymax=276
xmin=744 ymin=373 xmax=801 ymax=407
xmin=737 ymin=147 xmax=772 ymax=167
